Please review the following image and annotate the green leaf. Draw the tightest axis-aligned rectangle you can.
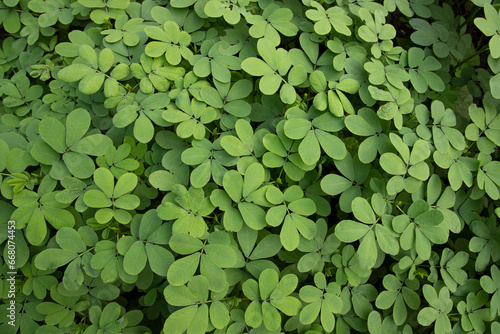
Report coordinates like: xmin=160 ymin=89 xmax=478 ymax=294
xmin=66 ymin=109 xmax=90 ymax=147
xmin=378 ymin=102 xmax=398 ymax=120
xmin=239 ymin=202 xmax=267 ymax=230
xmin=490 ymin=73 xmax=500 ymax=99
xmin=271 ymin=296 xmax=302 ymax=316
xmin=288 ymin=198 xmax=316 ymax=216
xmin=63 ymin=152 xmax=95 ymax=179
xmin=221 ymin=136 xmax=250 ymax=156
xmin=310 ymin=71 xmax=327 ymax=92
xmin=418 ymin=307 xmax=438 ymax=326
xmin=300 ymin=299 xmax=321 ymax=324
xmin=335 ymin=220 xmax=369 ymax=242
xmin=375 ymin=225 xmax=399 ymax=255
xmin=284 ymin=118 xmax=311 ymax=140
xmin=351 ymin=197 xmax=376 ymax=224
xmin=163 ymin=305 xmax=197 ymax=334
xmin=380 ymin=153 xmax=406 ymax=175
xmin=134 ymin=113 xmax=155 ymax=143
xmin=123 ymin=241 xmax=147 ymax=275
xmin=250 ymin=235 xmax=282 ymax=260
xmin=83 ymin=190 xmax=112 ymax=208
xmin=299 ymin=130 xmax=320 ymax=165
xmin=99 ymin=48 xmax=114 ymax=73
xmin=39 ymin=118 xmax=66 ymax=154
xmin=245 ymin=301 xmax=263 ymax=328
xmin=205 ymin=244 xmax=236 ymax=268
xmin=315 ymin=130 xmax=346 ymax=160
xmin=281 ymin=215 xmax=300 ymax=251
xmin=164 ymin=285 xmax=197 ymax=306
xmin=345 ymin=115 xmax=377 ymax=137
xmin=336 ymin=78 xmax=361 ymax=94
xmin=271 ymin=274 xmax=297 ymax=299
xmin=262 ymin=301 xmax=281 ymax=331
xmin=259 ymin=269 xmax=279 ymax=299
xmin=56 ymin=227 xmax=86 ymax=253
xmin=210 ymin=301 xmax=230 ymax=329
xmin=200 ymin=255 xmax=227 ymax=292
xmin=223 ymin=171 xmax=243 ymax=202
xmin=35 ymin=248 xmax=78 ymax=270
xmin=321 ymin=174 xmax=352 ymax=196
xmin=114 ymin=194 xmax=140 ymax=210
xmin=79 ymin=72 xmax=105 ymax=95
xmin=169 ymin=233 xmax=203 ymax=255
xmin=149 ymin=170 xmax=184 ymax=191
xmin=243 ymin=163 xmax=265 ymax=198
xmin=114 ymin=173 xmax=137 ymax=198
xmin=358 ymin=230 xmax=378 ymax=269
xmin=94 ymin=168 xmax=114 ymax=198
xmin=490 ymin=34 xmax=500 ymax=59
xmin=242 ymin=58 xmax=273 ymax=76
xmin=58 ymin=64 xmax=94 ymax=82
xmin=167 ymin=253 xmax=201 ymax=286
xmin=71 ymin=134 xmax=113 ymax=156
xmin=146 ymin=243 xmax=174 ymax=276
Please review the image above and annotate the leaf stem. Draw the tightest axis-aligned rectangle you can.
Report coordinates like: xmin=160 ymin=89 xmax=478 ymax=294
xmin=458 ymin=6 xmax=481 ymax=31
xmin=451 ymin=45 xmax=489 ymax=72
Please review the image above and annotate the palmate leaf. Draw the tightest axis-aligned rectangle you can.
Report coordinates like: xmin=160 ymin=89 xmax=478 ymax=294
xmin=418 ymin=285 xmax=453 ymax=332
xmin=335 ymin=196 xmax=398 ymax=269
xmin=480 ymin=265 xmax=500 ymax=317
xmin=243 ymin=269 xmax=301 ymax=331
xmin=394 ymin=201 xmax=448 ymax=261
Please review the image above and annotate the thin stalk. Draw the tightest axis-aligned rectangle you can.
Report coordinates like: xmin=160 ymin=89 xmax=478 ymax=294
xmin=451 ymin=45 xmax=489 ymax=72
xmin=458 ymin=6 xmax=481 ymax=31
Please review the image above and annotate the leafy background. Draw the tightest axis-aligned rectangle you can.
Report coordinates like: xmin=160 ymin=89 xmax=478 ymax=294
xmin=0 ymin=0 xmax=500 ymax=333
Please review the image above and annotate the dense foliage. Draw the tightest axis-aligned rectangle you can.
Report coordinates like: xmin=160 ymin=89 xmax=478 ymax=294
xmin=1 ymin=0 xmax=500 ymax=333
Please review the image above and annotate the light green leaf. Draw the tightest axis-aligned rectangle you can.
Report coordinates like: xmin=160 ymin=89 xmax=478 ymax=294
xmin=56 ymin=227 xmax=86 ymax=253
xmin=83 ymin=190 xmax=112 ymax=208
xmin=358 ymin=230 xmax=377 ymax=269
xmin=167 ymin=253 xmax=201 ymax=286
xmin=284 ymin=118 xmax=311 ymax=140
xmin=210 ymin=301 xmax=230 ymax=329
xmin=352 ymin=197 xmax=376 ymax=224
xmin=123 ymin=241 xmax=147 ymax=275
xmin=262 ymin=301 xmax=281 ymax=331
xmin=380 ymin=153 xmax=406 ymax=175
xmin=243 ymin=163 xmax=265 ymax=198
xmin=242 ymin=58 xmax=273 ymax=76
xmin=299 ymin=130 xmax=320 ymax=165
xmin=71 ymin=134 xmax=113 ymax=156
xmin=66 ymin=109 xmax=90 ymax=147
xmin=62 ymin=152 xmax=95 ymax=179
xmin=221 ymin=136 xmax=250 ymax=156
xmin=58 ymin=64 xmax=94 ymax=82
xmin=335 ymin=220 xmax=370 ymax=242
xmin=205 ymin=244 xmax=236 ymax=268
xmin=79 ymin=72 xmax=105 ymax=95
xmin=94 ymin=167 xmax=114 ymax=198
xmin=281 ymin=215 xmax=300 ymax=251
xmin=245 ymin=300 xmax=263 ymax=328
xmin=39 ymin=118 xmax=66 ymax=154
xmin=239 ymin=202 xmax=267 ymax=230
xmin=321 ymin=174 xmax=352 ymax=196
xmin=114 ymin=173 xmax=138 ymax=198
xmin=146 ymin=243 xmax=174 ymax=276
xmin=35 ymin=248 xmax=78 ymax=270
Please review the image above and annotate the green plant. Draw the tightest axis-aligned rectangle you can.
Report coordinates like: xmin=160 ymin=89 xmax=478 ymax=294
xmin=1 ymin=0 xmax=500 ymax=333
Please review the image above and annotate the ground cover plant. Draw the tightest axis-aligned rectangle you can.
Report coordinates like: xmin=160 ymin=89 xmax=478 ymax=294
xmin=0 ymin=0 xmax=500 ymax=333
